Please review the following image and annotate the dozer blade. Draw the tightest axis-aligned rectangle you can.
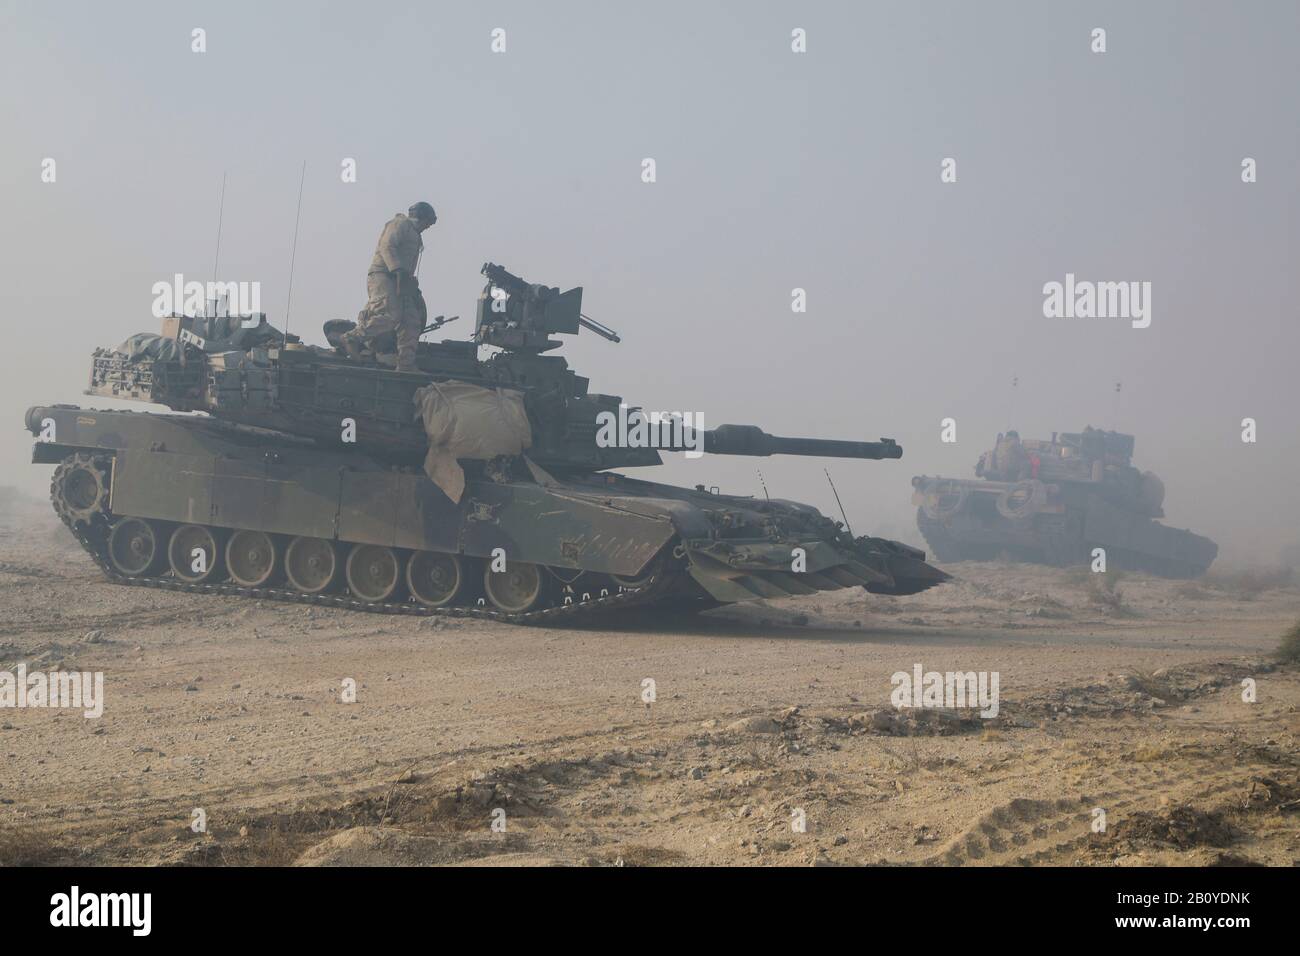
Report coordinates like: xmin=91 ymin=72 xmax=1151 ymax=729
xmin=866 ymin=554 xmax=951 ymax=596
xmin=796 ymin=570 xmax=845 ymax=591
xmin=821 ymin=565 xmax=871 ymax=588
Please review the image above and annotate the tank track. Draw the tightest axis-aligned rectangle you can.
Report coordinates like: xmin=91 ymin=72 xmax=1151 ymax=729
xmin=51 ymin=475 xmax=663 ymax=628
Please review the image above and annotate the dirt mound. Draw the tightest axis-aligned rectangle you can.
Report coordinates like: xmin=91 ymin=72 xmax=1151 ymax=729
xmin=294 ymin=827 xmax=445 ymax=866
xmin=1112 ymin=806 xmax=1238 ymax=850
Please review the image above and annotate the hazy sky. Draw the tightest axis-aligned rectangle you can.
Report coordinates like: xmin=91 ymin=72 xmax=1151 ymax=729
xmin=2 ymin=0 xmax=1297 ymax=564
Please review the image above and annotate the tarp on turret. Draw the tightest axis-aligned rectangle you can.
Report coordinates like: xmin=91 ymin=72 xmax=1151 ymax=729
xmin=413 ymin=381 xmax=532 ymax=503
xmin=114 ymin=316 xmax=285 ymax=362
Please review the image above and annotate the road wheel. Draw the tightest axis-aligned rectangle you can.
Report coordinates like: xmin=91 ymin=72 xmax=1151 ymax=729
xmin=406 ymin=551 xmax=467 ymax=607
xmin=226 ymin=530 xmax=281 ymax=587
xmin=107 ymin=517 xmax=167 ymax=577
xmin=345 ymin=544 xmax=404 ymax=602
xmin=168 ymin=524 xmax=225 ymax=583
xmin=285 ymin=536 xmax=340 ymax=594
xmin=483 ymin=561 xmax=547 ymax=614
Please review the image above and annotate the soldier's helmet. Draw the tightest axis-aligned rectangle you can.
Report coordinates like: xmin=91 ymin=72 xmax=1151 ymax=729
xmin=409 ymin=201 xmax=437 ymax=225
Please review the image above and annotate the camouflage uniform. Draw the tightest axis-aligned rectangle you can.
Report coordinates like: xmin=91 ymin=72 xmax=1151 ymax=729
xmin=345 ymin=212 xmax=427 ymax=372
xmin=992 ymin=434 xmax=1030 ymax=480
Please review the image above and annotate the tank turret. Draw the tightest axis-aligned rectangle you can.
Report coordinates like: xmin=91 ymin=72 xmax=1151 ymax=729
xmin=83 ymin=264 xmax=908 ymax=475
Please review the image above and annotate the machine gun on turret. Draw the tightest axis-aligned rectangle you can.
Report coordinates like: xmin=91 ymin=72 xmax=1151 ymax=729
xmin=476 ymin=262 xmax=620 ymax=352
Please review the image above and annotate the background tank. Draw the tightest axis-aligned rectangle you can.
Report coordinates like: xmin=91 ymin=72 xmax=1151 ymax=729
xmin=28 ymin=263 xmax=946 ymax=622
xmin=911 ymin=428 xmax=1218 ymax=578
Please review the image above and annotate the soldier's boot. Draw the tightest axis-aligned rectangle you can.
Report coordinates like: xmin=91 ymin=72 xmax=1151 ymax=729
xmin=340 ymin=329 xmax=367 ymax=360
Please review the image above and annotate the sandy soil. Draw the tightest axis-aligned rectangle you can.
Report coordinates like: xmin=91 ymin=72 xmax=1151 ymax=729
xmin=1 ymin=490 xmax=1297 ymax=867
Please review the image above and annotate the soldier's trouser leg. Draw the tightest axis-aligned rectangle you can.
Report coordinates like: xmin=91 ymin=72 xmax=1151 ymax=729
xmin=394 ymin=318 xmax=420 ymax=372
xmin=340 ymin=307 xmax=371 ymax=358
xmin=358 ymin=272 xmax=401 ymax=358
xmin=393 ymin=291 xmax=425 ymax=373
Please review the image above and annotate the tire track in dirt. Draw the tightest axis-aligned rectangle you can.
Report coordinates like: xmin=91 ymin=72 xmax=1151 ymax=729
xmin=925 ymin=756 xmax=1285 ymax=865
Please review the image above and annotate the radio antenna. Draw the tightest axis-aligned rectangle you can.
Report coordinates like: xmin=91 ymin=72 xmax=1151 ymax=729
xmin=824 ymin=468 xmax=853 ymax=536
xmin=284 ymin=160 xmax=307 ymax=339
xmin=757 ymin=468 xmax=770 ymax=501
xmin=206 ymin=171 xmax=230 ymax=317
xmin=211 ymin=171 xmax=227 ymax=307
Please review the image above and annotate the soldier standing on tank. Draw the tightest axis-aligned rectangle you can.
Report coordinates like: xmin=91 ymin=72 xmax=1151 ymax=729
xmin=342 ymin=202 xmax=436 ymax=373
xmin=991 ymin=430 xmax=1031 ymax=480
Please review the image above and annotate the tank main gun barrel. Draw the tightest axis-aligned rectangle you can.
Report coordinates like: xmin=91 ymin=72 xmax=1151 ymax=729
xmin=701 ymin=424 xmax=902 ymax=460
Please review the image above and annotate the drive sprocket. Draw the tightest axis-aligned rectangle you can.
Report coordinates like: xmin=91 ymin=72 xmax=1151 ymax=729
xmin=51 ymin=453 xmax=111 ymax=527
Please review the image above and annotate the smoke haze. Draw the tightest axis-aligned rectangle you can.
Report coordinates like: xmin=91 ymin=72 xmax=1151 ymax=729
xmin=2 ymin=0 xmax=1297 ymax=565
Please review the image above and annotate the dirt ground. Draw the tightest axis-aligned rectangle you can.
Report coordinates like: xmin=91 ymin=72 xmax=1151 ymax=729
xmin=1 ymin=490 xmax=1297 ymax=867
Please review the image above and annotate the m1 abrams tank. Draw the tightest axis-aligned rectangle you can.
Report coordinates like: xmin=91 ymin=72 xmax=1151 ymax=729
xmin=27 ymin=263 xmax=947 ymax=624
xmin=911 ymin=428 xmax=1217 ymax=578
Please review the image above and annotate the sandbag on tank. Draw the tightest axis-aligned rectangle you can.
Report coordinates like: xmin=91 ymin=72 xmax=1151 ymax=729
xmin=413 ymin=381 xmax=532 ymax=503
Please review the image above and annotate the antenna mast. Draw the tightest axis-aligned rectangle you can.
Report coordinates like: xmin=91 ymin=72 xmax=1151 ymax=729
xmin=284 ymin=161 xmax=307 ymax=339
xmin=824 ymin=468 xmax=853 ymax=537
xmin=209 ymin=171 xmax=227 ymax=316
